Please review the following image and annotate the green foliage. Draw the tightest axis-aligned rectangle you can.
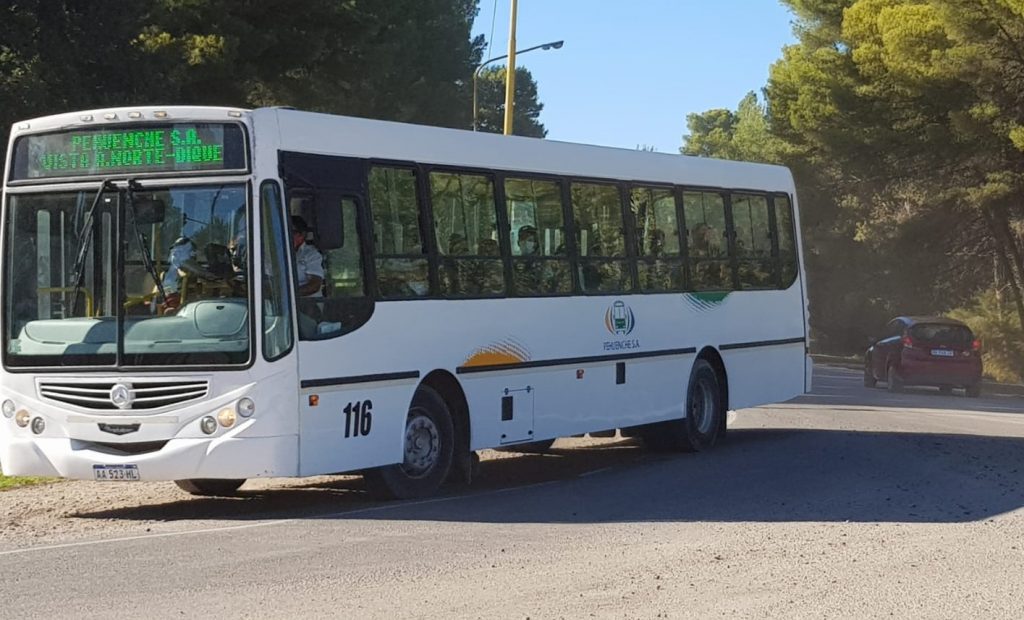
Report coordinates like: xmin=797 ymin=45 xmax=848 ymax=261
xmin=0 ymin=474 xmax=56 ymax=490
xmin=762 ymin=0 xmax=1024 ymax=360
xmin=682 ymin=92 xmax=785 ymax=163
xmin=474 ymin=66 xmax=547 ymax=138
xmin=0 ymin=0 xmax=499 ymax=163
xmin=949 ymin=289 xmax=1024 ymax=383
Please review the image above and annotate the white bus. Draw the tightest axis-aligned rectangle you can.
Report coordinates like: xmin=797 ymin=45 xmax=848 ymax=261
xmin=0 ymin=106 xmax=809 ymax=498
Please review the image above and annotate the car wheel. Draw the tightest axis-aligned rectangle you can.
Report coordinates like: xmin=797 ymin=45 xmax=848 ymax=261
xmin=864 ymin=359 xmax=877 ymax=388
xmin=364 ymin=385 xmax=454 ymax=500
xmin=175 ymin=478 xmax=246 ymax=496
xmin=887 ymin=363 xmax=904 ymax=393
xmin=965 ymin=384 xmax=982 ymax=398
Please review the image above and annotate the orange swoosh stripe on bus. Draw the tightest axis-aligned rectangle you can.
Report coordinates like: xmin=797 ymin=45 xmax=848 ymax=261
xmin=463 ymin=340 xmax=531 ymax=367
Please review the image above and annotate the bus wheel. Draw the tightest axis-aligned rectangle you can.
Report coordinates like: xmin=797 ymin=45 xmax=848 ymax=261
xmin=174 ymin=478 xmax=245 ymax=496
xmin=642 ymin=359 xmax=724 ymax=452
xmin=365 ymin=385 xmax=454 ymax=500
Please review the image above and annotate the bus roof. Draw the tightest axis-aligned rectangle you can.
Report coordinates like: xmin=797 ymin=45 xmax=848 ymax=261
xmin=8 ymin=105 xmax=796 ymax=193
xmin=262 ymin=107 xmax=796 ymax=193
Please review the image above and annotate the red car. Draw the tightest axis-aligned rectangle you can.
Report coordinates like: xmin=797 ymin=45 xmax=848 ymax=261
xmin=864 ymin=316 xmax=983 ymax=397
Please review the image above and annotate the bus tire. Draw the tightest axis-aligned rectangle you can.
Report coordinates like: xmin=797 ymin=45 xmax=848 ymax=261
xmin=642 ymin=359 xmax=724 ymax=453
xmin=364 ymin=385 xmax=454 ymax=500
xmin=174 ymin=478 xmax=245 ymax=496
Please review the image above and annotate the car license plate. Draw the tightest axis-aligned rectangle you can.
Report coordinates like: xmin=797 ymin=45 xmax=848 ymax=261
xmin=93 ymin=464 xmax=140 ymax=481
xmin=931 ymin=349 xmax=955 ymax=357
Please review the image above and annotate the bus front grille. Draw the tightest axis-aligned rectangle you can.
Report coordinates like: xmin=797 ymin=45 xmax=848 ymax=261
xmin=77 ymin=440 xmax=170 ymax=456
xmin=38 ymin=379 xmax=210 ymax=411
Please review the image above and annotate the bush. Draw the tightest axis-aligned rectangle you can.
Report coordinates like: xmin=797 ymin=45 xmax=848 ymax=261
xmin=949 ymin=290 xmax=1024 ymax=384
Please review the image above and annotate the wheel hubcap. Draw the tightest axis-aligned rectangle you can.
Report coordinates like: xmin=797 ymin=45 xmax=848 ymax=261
xmin=402 ymin=413 xmax=440 ymax=478
xmin=691 ymin=378 xmax=715 ymax=435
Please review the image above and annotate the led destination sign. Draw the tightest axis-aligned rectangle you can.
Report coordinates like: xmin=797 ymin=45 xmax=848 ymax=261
xmin=11 ymin=123 xmax=247 ymax=181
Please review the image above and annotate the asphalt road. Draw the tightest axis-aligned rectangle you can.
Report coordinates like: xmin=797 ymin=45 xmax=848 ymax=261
xmin=2 ymin=365 xmax=1024 ymax=619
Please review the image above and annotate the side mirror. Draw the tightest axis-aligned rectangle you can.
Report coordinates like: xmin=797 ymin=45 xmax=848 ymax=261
xmin=134 ymin=197 xmax=166 ymax=225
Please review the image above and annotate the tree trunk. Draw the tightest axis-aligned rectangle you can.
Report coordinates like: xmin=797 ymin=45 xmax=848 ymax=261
xmin=983 ymin=207 xmax=1024 ymax=329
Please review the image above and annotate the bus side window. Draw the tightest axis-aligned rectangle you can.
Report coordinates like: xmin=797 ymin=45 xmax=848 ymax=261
xmin=505 ymin=177 xmax=572 ymax=296
xmin=430 ymin=171 xmax=505 ymax=298
xmin=683 ymin=191 xmax=730 ymax=291
xmin=571 ymin=182 xmax=633 ymax=294
xmin=631 ymin=186 xmax=683 ymax=293
xmin=368 ymin=167 xmax=430 ymax=299
xmin=773 ymin=195 xmax=798 ymax=288
xmin=311 ymin=198 xmax=371 ymax=339
xmin=731 ymin=194 xmax=773 ymax=290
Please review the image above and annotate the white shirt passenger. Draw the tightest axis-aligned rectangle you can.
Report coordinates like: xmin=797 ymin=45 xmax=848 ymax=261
xmin=295 ymin=242 xmax=325 ymax=298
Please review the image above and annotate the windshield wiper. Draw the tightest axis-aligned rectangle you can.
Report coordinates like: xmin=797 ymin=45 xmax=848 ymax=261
xmin=126 ymin=180 xmax=167 ymax=305
xmin=70 ymin=179 xmax=114 ymax=316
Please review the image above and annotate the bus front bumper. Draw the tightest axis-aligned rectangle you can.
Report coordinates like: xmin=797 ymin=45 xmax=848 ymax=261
xmin=0 ymin=434 xmax=298 ymax=480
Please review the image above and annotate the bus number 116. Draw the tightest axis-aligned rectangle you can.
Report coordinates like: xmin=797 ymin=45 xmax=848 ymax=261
xmin=343 ymin=400 xmax=373 ymax=438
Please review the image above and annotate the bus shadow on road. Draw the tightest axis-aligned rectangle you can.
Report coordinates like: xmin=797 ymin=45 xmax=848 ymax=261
xmin=419 ymin=428 xmax=1024 ymax=526
xmin=73 ymin=429 xmax=1024 ymax=526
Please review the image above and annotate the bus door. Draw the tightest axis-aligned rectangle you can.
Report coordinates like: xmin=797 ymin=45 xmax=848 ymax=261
xmin=278 ymin=152 xmax=393 ymax=474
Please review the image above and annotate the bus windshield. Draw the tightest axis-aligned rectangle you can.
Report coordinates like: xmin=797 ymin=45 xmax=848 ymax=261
xmin=3 ymin=183 xmax=251 ymax=367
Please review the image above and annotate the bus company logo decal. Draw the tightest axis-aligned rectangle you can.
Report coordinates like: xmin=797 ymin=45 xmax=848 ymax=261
xmin=603 ymin=301 xmax=640 ymax=351
xmin=463 ymin=338 xmax=531 ymax=368
xmin=605 ymin=301 xmax=636 ymax=336
xmin=684 ymin=292 xmax=730 ymax=313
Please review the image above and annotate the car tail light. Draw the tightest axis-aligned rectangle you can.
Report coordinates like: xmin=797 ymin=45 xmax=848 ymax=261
xmin=972 ymin=339 xmax=981 ymax=351
xmin=902 ymin=336 xmax=914 ymax=348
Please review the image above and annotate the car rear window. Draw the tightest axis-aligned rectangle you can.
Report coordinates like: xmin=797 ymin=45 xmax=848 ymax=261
xmin=909 ymin=323 xmax=973 ymax=346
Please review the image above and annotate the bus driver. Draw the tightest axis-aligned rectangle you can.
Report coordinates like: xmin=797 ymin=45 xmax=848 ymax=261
xmin=291 ymin=215 xmax=324 ymax=297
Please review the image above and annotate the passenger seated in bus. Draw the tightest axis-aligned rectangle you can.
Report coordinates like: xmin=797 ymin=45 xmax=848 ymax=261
xmin=513 ymin=225 xmax=545 ymax=294
xmin=691 ymin=223 xmax=722 ymax=257
xmin=643 ymin=229 xmax=675 ymax=291
xmin=442 ymin=233 xmax=469 ymax=295
xmin=478 ymin=238 xmax=499 ymax=256
xmin=468 ymin=238 xmax=503 ymax=295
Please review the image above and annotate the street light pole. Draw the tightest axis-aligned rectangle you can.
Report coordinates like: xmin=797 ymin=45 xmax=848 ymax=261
xmin=503 ymin=0 xmax=519 ymax=135
xmin=472 ymin=40 xmax=564 ymax=132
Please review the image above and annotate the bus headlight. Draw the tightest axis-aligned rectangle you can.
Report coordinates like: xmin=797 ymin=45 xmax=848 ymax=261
xmin=2 ymin=400 xmax=15 ymax=418
xmin=31 ymin=417 xmax=45 ymax=435
xmin=15 ymin=410 xmax=30 ymax=428
xmin=236 ymin=398 xmax=255 ymax=418
xmin=200 ymin=416 xmax=217 ymax=435
xmin=217 ymin=408 xmax=237 ymax=428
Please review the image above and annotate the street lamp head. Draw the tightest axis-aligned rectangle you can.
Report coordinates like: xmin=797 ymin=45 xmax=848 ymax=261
xmin=542 ymin=40 xmax=565 ymax=50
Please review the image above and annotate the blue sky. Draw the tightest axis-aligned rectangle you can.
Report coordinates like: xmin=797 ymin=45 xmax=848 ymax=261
xmin=472 ymin=1 xmax=797 ymax=153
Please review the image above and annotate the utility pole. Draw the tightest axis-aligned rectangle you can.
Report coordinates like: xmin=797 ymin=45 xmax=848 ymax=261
xmin=503 ymin=0 xmax=518 ymax=135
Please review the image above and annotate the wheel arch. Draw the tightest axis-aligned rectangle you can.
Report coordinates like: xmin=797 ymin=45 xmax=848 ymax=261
xmin=419 ymin=369 xmax=471 ymax=477
xmin=696 ymin=346 xmax=729 ymax=414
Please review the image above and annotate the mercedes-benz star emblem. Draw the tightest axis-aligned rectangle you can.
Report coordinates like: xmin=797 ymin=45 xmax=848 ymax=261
xmin=110 ymin=383 xmax=134 ymax=409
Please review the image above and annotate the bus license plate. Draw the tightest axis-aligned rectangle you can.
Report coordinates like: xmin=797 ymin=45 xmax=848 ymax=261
xmin=93 ymin=464 xmax=141 ymax=481
xmin=931 ymin=349 xmax=955 ymax=357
